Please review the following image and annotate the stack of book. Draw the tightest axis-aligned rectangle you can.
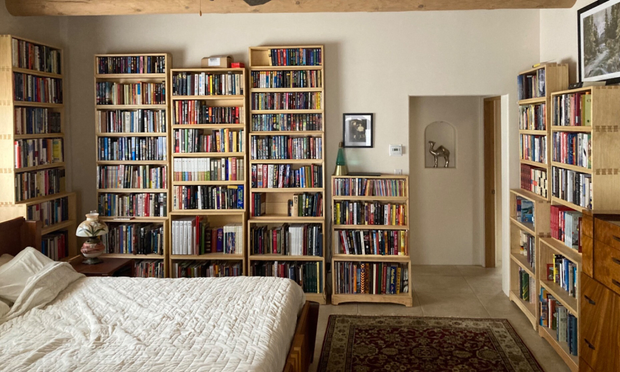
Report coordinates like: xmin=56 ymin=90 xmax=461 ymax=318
xmin=171 ymin=218 xmax=242 ymax=255
xmin=334 ymin=262 xmax=408 ymax=295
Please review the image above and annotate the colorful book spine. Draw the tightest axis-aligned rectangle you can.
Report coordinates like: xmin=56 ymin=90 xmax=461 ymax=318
xmin=15 ymin=168 xmax=65 ymax=202
xmin=102 ymin=223 xmax=164 ymax=255
xmin=40 ymin=230 xmax=67 ymax=260
xmin=98 ymin=192 xmax=167 ymax=217
xmin=333 ymin=201 xmax=406 ymax=226
xmin=251 ymin=92 xmax=321 ymax=110
xmin=518 ymin=103 xmax=546 ymax=130
xmin=519 ymin=134 xmax=546 ymax=163
xmin=98 ymin=137 xmax=167 ymax=161
xmin=268 ymin=48 xmax=322 ymax=67
xmin=551 ymin=166 xmax=592 ymax=209
xmin=95 ymin=81 xmax=165 ymax=105
xmin=97 ymin=56 xmax=166 ymax=74
xmin=249 ymin=223 xmax=323 ymax=256
xmin=98 ymin=109 xmax=166 ymax=133
xmin=333 ymin=261 xmax=408 ymax=295
xmin=251 ymin=164 xmax=322 ymax=188
xmin=172 ymin=72 xmax=243 ymax=96
xmin=12 ymin=38 xmax=61 ymax=74
xmin=333 ymin=178 xmax=406 ymax=197
xmin=26 ymin=196 xmax=69 ymax=228
xmin=13 ymin=73 xmax=62 ymax=104
xmin=250 ymin=261 xmax=323 ymax=293
xmin=97 ymin=165 xmax=167 ymax=189
xmin=551 ymin=132 xmax=591 ymax=169
xmin=172 ymin=185 xmax=243 ymax=211
xmin=173 ymin=101 xmax=241 ymax=124
xmin=173 ymin=129 xmax=243 ymax=153
xmin=173 ymin=157 xmax=243 ymax=182
xmin=251 ymin=70 xmax=322 ymax=88
xmin=13 ymin=107 xmax=61 ymax=135
xmin=251 ymin=113 xmax=322 ymax=131
xmin=251 ymin=135 xmax=322 ymax=160
xmin=553 ymin=92 xmax=592 ymax=127
xmin=172 ymin=261 xmax=242 ymax=278
xmin=336 ymin=229 xmax=408 ymax=256
xmin=133 ymin=260 xmax=165 ymax=278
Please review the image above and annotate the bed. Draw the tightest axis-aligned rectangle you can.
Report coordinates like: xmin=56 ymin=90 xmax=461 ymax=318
xmin=0 ymin=217 xmax=319 ymax=372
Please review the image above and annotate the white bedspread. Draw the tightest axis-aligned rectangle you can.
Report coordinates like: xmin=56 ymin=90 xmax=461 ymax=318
xmin=0 ymin=265 xmax=305 ymax=372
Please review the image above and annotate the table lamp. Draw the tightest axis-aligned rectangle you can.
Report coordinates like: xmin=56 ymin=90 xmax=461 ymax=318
xmin=334 ymin=141 xmax=348 ymax=175
xmin=76 ymin=211 xmax=109 ymax=265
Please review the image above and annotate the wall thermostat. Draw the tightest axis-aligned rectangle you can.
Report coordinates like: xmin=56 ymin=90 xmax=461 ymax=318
xmin=389 ymin=145 xmax=403 ymax=156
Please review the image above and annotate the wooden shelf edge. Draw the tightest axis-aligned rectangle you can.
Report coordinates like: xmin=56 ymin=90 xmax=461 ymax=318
xmin=538 ymin=326 xmax=579 ymax=372
xmin=539 ymin=280 xmax=578 ymax=315
xmin=331 ymin=293 xmax=413 ymax=307
xmin=509 ymin=291 xmax=538 ymax=330
xmin=539 ymin=237 xmax=582 ymax=264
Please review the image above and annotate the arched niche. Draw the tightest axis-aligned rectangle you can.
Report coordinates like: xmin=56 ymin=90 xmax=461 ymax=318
xmin=424 ymin=121 xmax=456 ymax=168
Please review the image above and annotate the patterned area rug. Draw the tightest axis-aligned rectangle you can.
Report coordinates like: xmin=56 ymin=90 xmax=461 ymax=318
xmin=318 ymin=315 xmax=543 ymax=372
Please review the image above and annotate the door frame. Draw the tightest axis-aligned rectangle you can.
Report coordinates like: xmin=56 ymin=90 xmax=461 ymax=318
xmin=483 ymin=97 xmax=501 ymax=268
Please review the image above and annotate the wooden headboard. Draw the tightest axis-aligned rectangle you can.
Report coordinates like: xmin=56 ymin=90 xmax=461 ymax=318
xmin=0 ymin=217 xmax=41 ymax=256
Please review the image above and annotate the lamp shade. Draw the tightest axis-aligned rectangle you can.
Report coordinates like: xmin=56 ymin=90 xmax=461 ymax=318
xmin=76 ymin=211 xmax=108 ymax=237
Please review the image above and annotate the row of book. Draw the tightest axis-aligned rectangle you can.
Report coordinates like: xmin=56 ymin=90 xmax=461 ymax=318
xmin=550 ymin=206 xmax=581 ymax=250
xmin=98 ymin=192 xmax=168 ymax=217
xmin=173 ymin=128 xmax=244 ymax=153
xmin=27 ymin=196 xmax=69 ymax=229
xmin=267 ymin=48 xmax=322 ymax=67
xmin=334 ymin=262 xmax=408 ymax=295
xmin=336 ymin=230 xmax=408 ymax=256
xmin=333 ymin=201 xmax=407 ymax=226
xmin=249 ymin=224 xmax=323 ymax=256
xmin=134 ymin=260 xmax=164 ymax=278
xmin=95 ymin=82 xmax=166 ymax=105
xmin=13 ymin=73 xmax=62 ymax=104
xmin=173 ymin=157 xmax=244 ymax=182
xmin=552 ymin=92 xmax=592 ymax=127
xmin=539 ymin=289 xmax=578 ymax=356
xmin=250 ymin=135 xmax=322 ymax=160
xmin=250 ymin=261 xmax=323 ymax=293
xmin=519 ymin=134 xmax=546 ymax=164
xmin=519 ymin=103 xmax=546 ymax=131
xmin=520 ymin=164 xmax=548 ymax=198
xmin=41 ymin=231 xmax=67 ymax=261
xmin=251 ymin=113 xmax=323 ymax=132
xmin=551 ymin=132 xmax=591 ymax=169
xmin=102 ymin=223 xmax=164 ymax=255
xmin=519 ymin=230 xmax=535 ymax=271
xmin=545 ymin=255 xmax=578 ymax=298
xmin=251 ymin=164 xmax=322 ymax=189
xmin=171 ymin=218 xmax=242 ymax=255
xmin=172 ymin=72 xmax=244 ymax=96
xmin=97 ymin=109 xmax=166 ymax=134
xmin=98 ymin=137 xmax=167 ymax=161
xmin=288 ymin=193 xmax=323 ymax=217
xmin=251 ymin=92 xmax=321 ymax=110
xmin=171 ymin=261 xmax=242 ymax=278
xmin=518 ymin=267 xmax=536 ymax=304
xmin=14 ymin=138 xmax=63 ymax=169
xmin=515 ymin=196 xmax=534 ymax=225
xmin=332 ymin=178 xmax=406 ymax=197
xmin=517 ymin=69 xmax=545 ymax=100
xmin=12 ymin=38 xmax=61 ymax=74
xmin=250 ymin=70 xmax=322 ymax=89
xmin=173 ymin=101 xmax=242 ymax=125
xmin=97 ymin=56 xmax=166 ymax=75
xmin=14 ymin=107 xmax=61 ymax=135
xmin=551 ymin=167 xmax=592 ymax=209
xmin=97 ymin=165 xmax=167 ymax=190
xmin=15 ymin=168 xmax=65 ymax=202
xmin=172 ymin=185 xmax=244 ymax=210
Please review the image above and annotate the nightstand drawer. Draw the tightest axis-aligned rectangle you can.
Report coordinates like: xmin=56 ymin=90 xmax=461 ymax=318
xmin=594 ymin=242 xmax=620 ymax=296
xmin=594 ymin=219 xmax=620 ymax=252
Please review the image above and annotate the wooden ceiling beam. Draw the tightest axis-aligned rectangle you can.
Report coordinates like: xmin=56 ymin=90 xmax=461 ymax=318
xmin=6 ymin=0 xmax=578 ymax=16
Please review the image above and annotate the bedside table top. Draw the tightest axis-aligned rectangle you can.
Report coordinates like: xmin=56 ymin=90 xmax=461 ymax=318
xmin=69 ymin=257 xmax=133 ymax=276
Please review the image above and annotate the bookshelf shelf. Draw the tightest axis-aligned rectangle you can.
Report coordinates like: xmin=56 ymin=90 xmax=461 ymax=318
xmin=13 ymin=101 xmax=63 ymax=108
xmin=99 ymin=216 xmax=168 ymax=223
xmin=540 ymin=280 xmax=578 ymax=315
xmin=41 ymin=219 xmax=76 ymax=235
xmin=96 ymin=188 xmax=168 ymax=193
xmin=11 ymin=67 xmax=62 ymax=79
xmin=170 ymin=254 xmax=244 ymax=261
xmin=172 ymin=180 xmax=245 ymax=186
xmin=550 ymin=125 xmax=592 ymax=132
xmin=550 ymin=161 xmax=592 ymax=174
xmin=538 ymin=322 xmax=579 ymax=372
xmin=14 ymin=162 xmax=65 ymax=173
xmin=14 ymin=133 xmax=64 ymax=140
xmin=96 ymin=160 xmax=169 ymax=166
xmin=510 ymin=254 xmax=536 ymax=277
xmin=519 ymin=159 xmax=547 ymax=168
xmin=96 ymin=132 xmax=167 ymax=137
xmin=171 ymin=95 xmax=244 ymax=101
xmin=332 ymin=174 xmax=411 ymax=307
xmin=509 ymin=290 xmax=538 ymax=327
xmin=247 ymin=45 xmax=326 ymax=304
xmin=172 ymin=124 xmax=244 ymax=130
xmin=540 ymin=237 xmax=582 ymax=264
xmin=95 ymin=73 xmax=167 ymax=79
xmin=96 ymin=104 xmax=167 ymax=110
xmin=519 ymin=129 xmax=547 ymax=135
xmin=510 ymin=217 xmax=535 ymax=236
xmin=101 ymin=253 xmax=165 ymax=259
xmin=173 ymin=152 xmax=245 ymax=158
xmin=518 ymin=97 xmax=547 ymax=105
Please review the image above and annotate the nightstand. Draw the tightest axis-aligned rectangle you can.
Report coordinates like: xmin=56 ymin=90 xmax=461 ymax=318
xmin=68 ymin=256 xmax=133 ymax=277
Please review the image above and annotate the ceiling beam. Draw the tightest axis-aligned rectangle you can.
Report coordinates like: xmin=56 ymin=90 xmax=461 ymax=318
xmin=6 ymin=0 xmax=577 ymax=16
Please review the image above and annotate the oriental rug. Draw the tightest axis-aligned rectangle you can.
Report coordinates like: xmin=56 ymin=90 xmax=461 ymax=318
xmin=317 ymin=315 xmax=543 ymax=372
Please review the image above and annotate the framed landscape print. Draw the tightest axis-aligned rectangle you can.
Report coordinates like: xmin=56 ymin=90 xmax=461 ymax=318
xmin=343 ymin=113 xmax=373 ymax=148
xmin=578 ymin=0 xmax=620 ymax=83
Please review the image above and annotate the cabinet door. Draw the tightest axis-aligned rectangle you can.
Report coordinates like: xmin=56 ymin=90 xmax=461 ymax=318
xmin=580 ymin=274 xmax=620 ymax=372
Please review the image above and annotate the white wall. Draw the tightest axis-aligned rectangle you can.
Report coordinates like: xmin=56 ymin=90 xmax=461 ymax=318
xmin=409 ymin=96 xmax=484 ymax=265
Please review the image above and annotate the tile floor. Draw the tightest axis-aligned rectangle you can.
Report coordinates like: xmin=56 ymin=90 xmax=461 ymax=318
xmin=309 ymin=265 xmax=570 ymax=372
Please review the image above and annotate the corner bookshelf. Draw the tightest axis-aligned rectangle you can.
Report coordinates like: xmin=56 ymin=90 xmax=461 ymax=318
xmin=331 ymin=175 xmax=412 ymax=307
xmin=247 ymin=45 xmax=326 ymax=304
xmin=517 ymin=63 xmax=568 ymax=200
xmin=168 ymin=67 xmax=247 ymax=278
xmin=508 ymin=188 xmax=550 ymax=329
xmin=0 ymin=34 xmax=77 ymax=259
xmin=94 ymin=53 xmax=171 ymax=277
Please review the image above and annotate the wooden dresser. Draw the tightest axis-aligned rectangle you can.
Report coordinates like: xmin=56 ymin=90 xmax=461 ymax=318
xmin=580 ymin=213 xmax=620 ymax=372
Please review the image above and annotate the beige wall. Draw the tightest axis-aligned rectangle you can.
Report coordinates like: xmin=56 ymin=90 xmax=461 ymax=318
xmin=409 ymin=96 xmax=485 ymax=265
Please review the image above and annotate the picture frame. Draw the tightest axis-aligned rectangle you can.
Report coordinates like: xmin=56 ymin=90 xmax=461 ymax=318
xmin=343 ymin=113 xmax=373 ymax=148
xmin=578 ymin=0 xmax=620 ymax=84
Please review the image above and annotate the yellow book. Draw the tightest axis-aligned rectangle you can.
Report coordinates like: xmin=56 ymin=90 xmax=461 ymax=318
xmin=396 ymin=267 xmax=401 ymax=294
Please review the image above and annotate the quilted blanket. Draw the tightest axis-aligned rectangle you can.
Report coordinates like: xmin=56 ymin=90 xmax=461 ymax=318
xmin=0 ymin=266 xmax=305 ymax=372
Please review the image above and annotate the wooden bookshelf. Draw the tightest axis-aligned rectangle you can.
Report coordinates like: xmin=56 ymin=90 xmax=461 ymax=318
xmin=517 ymin=63 xmax=568 ymax=200
xmin=0 ymin=35 xmax=77 ymax=259
xmin=168 ymin=67 xmax=247 ymax=278
xmin=247 ymin=45 xmax=326 ymax=304
xmin=94 ymin=53 xmax=171 ymax=276
xmin=331 ymin=175 xmax=412 ymax=307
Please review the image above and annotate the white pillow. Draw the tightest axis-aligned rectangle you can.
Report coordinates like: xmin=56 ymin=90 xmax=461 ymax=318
xmin=0 ymin=247 xmax=53 ymax=304
xmin=0 ymin=254 xmax=13 ymax=267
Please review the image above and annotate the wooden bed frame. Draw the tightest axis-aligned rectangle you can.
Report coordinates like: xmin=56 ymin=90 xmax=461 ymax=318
xmin=0 ymin=217 xmax=319 ymax=372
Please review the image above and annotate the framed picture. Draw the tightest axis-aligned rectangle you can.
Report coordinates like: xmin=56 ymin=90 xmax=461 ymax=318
xmin=343 ymin=113 xmax=373 ymax=148
xmin=578 ymin=0 xmax=620 ymax=83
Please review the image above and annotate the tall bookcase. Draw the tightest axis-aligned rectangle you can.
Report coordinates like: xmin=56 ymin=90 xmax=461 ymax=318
xmin=247 ymin=45 xmax=326 ymax=304
xmin=0 ymin=34 xmax=77 ymax=259
xmin=94 ymin=53 xmax=171 ymax=277
xmin=168 ymin=67 xmax=247 ymax=278
xmin=331 ymin=175 xmax=412 ymax=307
xmin=517 ymin=63 xmax=568 ymax=199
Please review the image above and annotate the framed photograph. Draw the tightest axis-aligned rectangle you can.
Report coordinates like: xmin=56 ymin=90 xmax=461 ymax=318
xmin=578 ymin=0 xmax=620 ymax=83
xmin=343 ymin=113 xmax=373 ymax=148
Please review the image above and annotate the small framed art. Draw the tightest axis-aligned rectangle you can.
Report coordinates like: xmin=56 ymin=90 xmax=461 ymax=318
xmin=343 ymin=113 xmax=373 ymax=148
